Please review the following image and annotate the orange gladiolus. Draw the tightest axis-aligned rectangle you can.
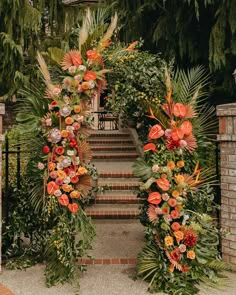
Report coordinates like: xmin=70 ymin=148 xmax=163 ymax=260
xmin=86 ymin=50 xmax=101 ymax=62
xmin=174 ymin=230 xmax=184 ymax=240
xmin=148 ymin=124 xmax=164 ymax=139
xmin=156 ymin=178 xmax=170 ymax=191
xmin=175 ymin=174 xmax=185 ymax=184
xmin=77 ymin=166 xmax=88 ymax=175
xmin=84 ymin=70 xmax=97 ymax=81
xmin=173 ymin=103 xmax=187 ymax=117
xmin=65 ymin=117 xmax=74 ymax=125
xmin=148 ymin=192 xmax=162 ymax=205
xmin=57 ymin=170 xmax=66 ymax=180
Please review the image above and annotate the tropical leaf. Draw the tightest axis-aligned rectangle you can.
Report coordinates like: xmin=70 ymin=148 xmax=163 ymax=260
xmin=77 ymin=175 xmax=92 ymax=197
xmin=78 ymin=140 xmax=92 ymax=164
xmin=47 ymin=47 xmax=65 ymax=65
xmin=132 ymin=157 xmax=152 ymax=180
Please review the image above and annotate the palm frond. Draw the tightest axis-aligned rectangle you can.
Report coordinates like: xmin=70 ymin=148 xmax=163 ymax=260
xmin=78 ymin=140 xmax=92 ymax=164
xmin=132 ymin=157 xmax=152 ymax=180
xmin=47 ymin=47 xmax=65 ymax=65
xmin=77 ymin=175 xmax=92 ymax=197
xmin=37 ymin=52 xmax=54 ymax=91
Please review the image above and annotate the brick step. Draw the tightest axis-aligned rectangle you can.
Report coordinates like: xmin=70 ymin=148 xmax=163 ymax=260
xmin=90 ymin=131 xmax=130 ymax=138
xmin=96 ymin=190 xmax=136 ymax=196
xmin=85 ymin=204 xmax=139 ymax=219
xmin=88 ymin=139 xmax=133 ymax=145
xmin=91 ymin=145 xmax=136 ymax=151
xmin=92 ymin=152 xmax=138 ymax=159
xmin=98 ymin=172 xmax=134 ymax=178
xmin=97 ymin=181 xmax=140 ymax=190
xmin=78 ymin=258 xmax=137 ymax=265
xmin=96 ymin=195 xmax=139 ymax=204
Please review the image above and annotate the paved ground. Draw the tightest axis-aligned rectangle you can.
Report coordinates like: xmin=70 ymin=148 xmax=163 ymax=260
xmin=1 ymin=264 xmax=236 ymax=295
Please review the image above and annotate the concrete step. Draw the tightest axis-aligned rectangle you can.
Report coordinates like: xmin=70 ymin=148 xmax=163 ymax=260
xmin=85 ymin=204 xmax=139 ymax=219
xmin=93 ymin=161 xmax=134 ymax=173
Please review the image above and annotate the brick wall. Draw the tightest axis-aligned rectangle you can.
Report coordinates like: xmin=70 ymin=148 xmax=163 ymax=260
xmin=0 ymin=103 xmax=5 ymax=272
xmin=217 ymin=103 xmax=236 ymax=270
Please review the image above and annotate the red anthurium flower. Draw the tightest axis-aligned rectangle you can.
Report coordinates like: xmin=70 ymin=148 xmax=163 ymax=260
xmin=71 ymin=52 xmax=82 ymax=66
xmin=148 ymin=124 xmax=164 ymax=139
xmin=173 ymin=103 xmax=187 ymax=118
xmin=86 ymin=50 xmax=101 ymax=62
xmin=171 ymin=127 xmax=184 ymax=141
xmin=181 ymin=120 xmax=193 ymax=136
xmin=68 ymin=203 xmax=79 ymax=213
xmin=47 ymin=181 xmax=59 ymax=195
xmin=148 ymin=192 xmax=162 ymax=205
xmin=143 ymin=143 xmax=158 ymax=152
xmin=58 ymin=194 xmax=69 ymax=206
xmin=43 ymin=145 xmax=50 ymax=154
xmin=156 ymin=178 xmax=170 ymax=191
xmin=84 ymin=70 xmax=97 ymax=81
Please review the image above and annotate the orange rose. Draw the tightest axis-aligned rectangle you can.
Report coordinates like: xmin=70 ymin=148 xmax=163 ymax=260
xmin=168 ymin=198 xmax=177 ymax=207
xmin=81 ymin=82 xmax=90 ymax=90
xmin=77 ymin=166 xmax=88 ymax=175
xmin=73 ymin=105 xmax=81 ymax=113
xmin=167 ymin=161 xmax=175 ymax=170
xmin=187 ymin=250 xmax=195 ymax=260
xmin=177 ymin=160 xmax=185 ymax=168
xmin=57 ymin=170 xmax=67 ymax=180
xmin=65 ymin=117 xmax=74 ymax=125
xmin=175 ymin=204 xmax=183 ymax=211
xmin=61 ymin=130 xmax=69 ymax=138
xmin=175 ymin=175 xmax=185 ymax=184
xmin=164 ymin=236 xmax=174 ymax=247
xmin=48 ymin=162 xmax=56 ymax=171
xmin=170 ymin=209 xmax=180 ymax=219
xmin=174 ymin=230 xmax=184 ymax=241
xmin=171 ymin=222 xmax=181 ymax=231
xmin=70 ymin=190 xmax=81 ymax=199
xmin=62 ymin=184 xmax=73 ymax=192
xmin=55 ymin=146 xmax=65 ymax=155
xmin=172 ymin=190 xmax=180 ymax=198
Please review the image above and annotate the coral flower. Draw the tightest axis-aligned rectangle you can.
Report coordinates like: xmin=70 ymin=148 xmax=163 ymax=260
xmin=57 ymin=170 xmax=67 ymax=180
xmin=187 ymin=250 xmax=196 ymax=260
xmin=174 ymin=230 xmax=184 ymax=241
xmin=65 ymin=117 xmax=74 ymax=125
xmin=164 ymin=236 xmax=174 ymax=247
xmin=173 ymin=103 xmax=187 ymax=117
xmin=143 ymin=143 xmax=158 ymax=152
xmin=48 ymin=162 xmax=56 ymax=171
xmin=157 ymin=178 xmax=170 ymax=191
xmin=81 ymin=82 xmax=90 ymax=90
xmin=74 ymin=105 xmax=81 ymax=113
xmin=170 ymin=248 xmax=181 ymax=261
xmin=162 ymin=207 xmax=169 ymax=215
xmin=177 ymin=160 xmax=185 ymax=168
xmin=175 ymin=174 xmax=185 ymax=184
xmin=172 ymin=190 xmax=180 ymax=198
xmin=68 ymin=203 xmax=79 ymax=213
xmin=47 ymin=181 xmax=59 ymax=195
xmin=167 ymin=161 xmax=175 ymax=170
xmin=58 ymin=194 xmax=69 ymax=206
xmin=71 ymin=175 xmax=79 ymax=184
xmin=55 ymin=146 xmax=65 ymax=155
xmin=148 ymin=192 xmax=162 ymax=205
xmin=171 ymin=128 xmax=184 ymax=141
xmin=62 ymin=184 xmax=73 ymax=192
xmin=70 ymin=190 xmax=81 ymax=199
xmin=171 ymin=222 xmax=181 ymax=231
xmin=84 ymin=70 xmax=97 ymax=81
xmin=170 ymin=209 xmax=180 ymax=219
xmin=168 ymin=198 xmax=177 ymax=207
xmin=181 ymin=120 xmax=193 ymax=136
xmin=61 ymin=130 xmax=69 ymax=138
xmin=86 ymin=50 xmax=101 ymax=62
xmin=148 ymin=124 xmax=164 ymax=139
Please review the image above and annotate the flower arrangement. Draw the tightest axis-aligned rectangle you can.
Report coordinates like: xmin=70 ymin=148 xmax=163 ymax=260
xmin=133 ymin=71 xmax=230 ymax=294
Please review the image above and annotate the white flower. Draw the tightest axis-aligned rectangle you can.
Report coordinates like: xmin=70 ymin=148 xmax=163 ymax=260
xmin=163 ymin=214 xmax=172 ymax=223
xmin=177 ymin=148 xmax=183 ymax=155
xmin=74 ymin=74 xmax=82 ymax=81
xmin=182 ymin=214 xmax=189 ymax=225
xmin=155 ymin=207 xmax=162 ymax=215
xmin=162 ymin=193 xmax=170 ymax=201
xmin=52 ymin=86 xmax=61 ymax=97
xmin=67 ymin=150 xmax=75 ymax=156
xmin=89 ymin=80 xmax=95 ymax=89
xmin=179 ymin=244 xmax=186 ymax=253
xmin=78 ymin=65 xmax=86 ymax=71
xmin=180 ymin=140 xmax=187 ymax=147
xmin=63 ymin=95 xmax=70 ymax=104
xmin=60 ymin=105 xmax=71 ymax=117
xmin=66 ymin=126 xmax=75 ymax=132
xmin=61 ymin=156 xmax=71 ymax=168
xmin=73 ymin=115 xmax=84 ymax=123
xmin=152 ymin=164 xmax=159 ymax=173
xmin=57 ymin=162 xmax=64 ymax=170
xmin=164 ymin=129 xmax=172 ymax=138
xmin=54 ymin=190 xmax=62 ymax=197
xmin=38 ymin=162 xmax=45 ymax=170
xmin=45 ymin=118 xmax=52 ymax=126
xmin=63 ymin=176 xmax=71 ymax=184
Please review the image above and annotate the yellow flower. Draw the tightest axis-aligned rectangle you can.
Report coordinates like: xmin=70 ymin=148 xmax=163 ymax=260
xmin=167 ymin=161 xmax=175 ymax=170
xmin=177 ymin=160 xmax=185 ymax=168
xmin=187 ymin=250 xmax=195 ymax=260
xmin=175 ymin=174 xmax=185 ymax=184
xmin=77 ymin=166 xmax=88 ymax=175
xmin=48 ymin=162 xmax=56 ymax=171
xmin=164 ymin=236 xmax=174 ymax=247
xmin=174 ymin=231 xmax=184 ymax=241
xmin=70 ymin=190 xmax=81 ymax=199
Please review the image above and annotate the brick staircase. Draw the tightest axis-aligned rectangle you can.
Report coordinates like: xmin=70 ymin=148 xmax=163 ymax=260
xmin=82 ymin=129 xmax=144 ymax=265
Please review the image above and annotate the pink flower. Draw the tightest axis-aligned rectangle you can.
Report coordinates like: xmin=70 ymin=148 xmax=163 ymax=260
xmin=152 ymin=164 xmax=159 ymax=172
xmin=164 ymin=129 xmax=172 ymax=138
xmin=50 ymin=171 xmax=57 ymax=179
xmin=55 ymin=178 xmax=63 ymax=185
xmin=163 ymin=214 xmax=172 ymax=223
xmin=162 ymin=193 xmax=170 ymax=201
xmin=54 ymin=189 xmax=62 ymax=197
xmin=73 ymin=122 xmax=81 ymax=130
xmin=179 ymin=244 xmax=186 ymax=253
xmin=45 ymin=118 xmax=52 ymax=126
xmin=155 ymin=207 xmax=163 ymax=215
xmin=180 ymin=140 xmax=187 ymax=147
xmin=38 ymin=162 xmax=45 ymax=170
xmin=68 ymin=66 xmax=77 ymax=73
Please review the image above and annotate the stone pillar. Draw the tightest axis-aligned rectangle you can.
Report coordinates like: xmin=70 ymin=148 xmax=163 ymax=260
xmin=217 ymin=103 xmax=236 ymax=271
xmin=0 ymin=103 xmax=5 ymax=272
